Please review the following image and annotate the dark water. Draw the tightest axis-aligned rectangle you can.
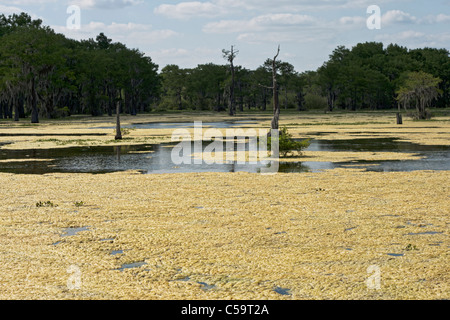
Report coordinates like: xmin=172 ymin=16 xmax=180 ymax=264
xmin=0 ymin=127 xmax=449 ymax=174
xmin=274 ymin=287 xmax=291 ymax=296
xmin=307 ymin=138 xmax=450 ymax=172
xmin=117 ymin=261 xmax=148 ymax=271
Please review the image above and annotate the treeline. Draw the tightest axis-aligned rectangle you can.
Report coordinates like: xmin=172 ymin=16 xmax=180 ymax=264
xmin=0 ymin=13 xmax=159 ymax=122
xmin=158 ymin=61 xmax=302 ymax=113
xmin=318 ymin=43 xmax=449 ymax=115
xmin=160 ymin=43 xmax=449 ymax=117
xmin=0 ymin=12 xmax=449 ymax=123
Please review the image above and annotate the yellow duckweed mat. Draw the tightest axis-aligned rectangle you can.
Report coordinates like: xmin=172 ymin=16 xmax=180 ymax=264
xmin=0 ymin=170 xmax=448 ymax=300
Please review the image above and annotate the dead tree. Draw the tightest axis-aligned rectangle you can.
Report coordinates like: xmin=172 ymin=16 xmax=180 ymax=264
xmin=222 ymin=46 xmax=238 ymax=116
xmin=259 ymin=45 xmax=281 ymax=132
xmin=115 ymin=100 xmax=122 ymax=140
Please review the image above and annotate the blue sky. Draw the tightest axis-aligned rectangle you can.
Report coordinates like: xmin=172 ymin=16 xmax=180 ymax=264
xmin=1 ymin=0 xmax=449 ymax=72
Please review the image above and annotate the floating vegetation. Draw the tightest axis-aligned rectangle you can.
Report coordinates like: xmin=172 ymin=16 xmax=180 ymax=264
xmin=74 ymin=201 xmax=85 ymax=207
xmin=0 ymin=113 xmax=449 ymax=300
xmin=405 ymin=244 xmax=419 ymax=251
xmin=36 ymin=200 xmax=58 ymax=208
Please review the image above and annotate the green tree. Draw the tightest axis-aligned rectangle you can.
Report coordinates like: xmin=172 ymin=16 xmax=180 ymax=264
xmin=0 ymin=26 xmax=68 ymax=123
xmin=160 ymin=64 xmax=187 ymax=110
xmin=410 ymin=47 xmax=450 ymax=108
xmin=396 ymin=71 xmax=442 ymax=119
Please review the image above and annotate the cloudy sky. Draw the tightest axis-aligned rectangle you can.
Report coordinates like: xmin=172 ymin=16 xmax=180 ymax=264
xmin=1 ymin=0 xmax=449 ymax=72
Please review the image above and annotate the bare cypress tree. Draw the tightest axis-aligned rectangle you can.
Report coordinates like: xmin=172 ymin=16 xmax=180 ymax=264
xmin=222 ymin=46 xmax=238 ymax=116
xmin=259 ymin=46 xmax=281 ymax=132
xmin=271 ymin=46 xmax=281 ymax=131
xmin=115 ymin=100 xmax=122 ymax=140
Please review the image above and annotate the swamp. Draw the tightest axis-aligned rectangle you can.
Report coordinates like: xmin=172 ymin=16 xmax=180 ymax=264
xmin=0 ymin=112 xmax=448 ymax=300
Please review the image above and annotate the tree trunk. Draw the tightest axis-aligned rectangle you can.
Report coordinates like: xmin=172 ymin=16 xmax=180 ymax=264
xmin=6 ymin=101 xmax=12 ymax=119
xmin=271 ymin=84 xmax=280 ymax=130
xmin=396 ymin=102 xmax=403 ymax=125
xmin=216 ymin=90 xmax=221 ymax=112
xmin=18 ymin=96 xmax=25 ymax=118
xmin=284 ymin=87 xmax=288 ymax=110
xmin=178 ymin=91 xmax=183 ymax=110
xmin=297 ymin=91 xmax=305 ymax=111
xmin=107 ymin=88 xmax=113 ymax=117
xmin=419 ymin=98 xmax=427 ymax=119
xmin=115 ymin=101 xmax=122 ymax=140
xmin=124 ymin=91 xmax=131 ymax=114
xmin=14 ymin=99 xmax=19 ymax=122
xmin=262 ymin=88 xmax=267 ymax=111
xmin=328 ymin=89 xmax=334 ymax=112
xmin=224 ymin=45 xmax=237 ymax=116
xmin=229 ymin=62 xmax=235 ymax=116
xmin=271 ymin=46 xmax=281 ymax=131
xmin=30 ymin=76 xmax=39 ymax=123
xmin=130 ymin=87 xmax=137 ymax=116
xmin=238 ymin=80 xmax=244 ymax=112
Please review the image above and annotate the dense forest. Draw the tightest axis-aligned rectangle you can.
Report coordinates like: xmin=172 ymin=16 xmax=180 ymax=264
xmin=0 ymin=12 xmax=449 ymax=123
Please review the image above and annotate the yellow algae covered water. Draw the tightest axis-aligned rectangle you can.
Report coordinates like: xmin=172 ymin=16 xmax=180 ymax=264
xmin=0 ymin=112 xmax=449 ymax=300
xmin=1 ymin=112 xmax=449 ymax=150
xmin=0 ymin=170 xmax=448 ymax=300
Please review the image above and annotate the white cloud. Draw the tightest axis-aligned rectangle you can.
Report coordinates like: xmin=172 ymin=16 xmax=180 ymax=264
xmin=0 ymin=4 xmax=24 ymax=15
xmin=203 ymin=13 xmax=319 ymax=34
xmin=375 ymin=30 xmax=450 ymax=48
xmin=154 ymin=0 xmax=401 ymax=20
xmin=148 ymin=47 xmax=224 ymax=69
xmin=154 ymin=1 xmax=227 ymax=20
xmin=420 ymin=13 xmax=450 ymax=24
xmin=382 ymin=10 xmax=417 ymax=25
xmin=339 ymin=16 xmax=366 ymax=26
xmin=69 ymin=0 xmax=143 ymax=9
xmin=236 ymin=30 xmax=329 ymax=45
xmin=0 ymin=4 xmax=43 ymax=21
xmin=53 ymin=21 xmax=178 ymax=47
xmin=1 ymin=0 xmax=57 ymax=5
xmin=381 ymin=11 xmax=450 ymax=26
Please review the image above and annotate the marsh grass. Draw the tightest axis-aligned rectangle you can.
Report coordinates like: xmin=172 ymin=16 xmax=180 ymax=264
xmin=74 ymin=201 xmax=84 ymax=207
xmin=36 ymin=200 xmax=58 ymax=208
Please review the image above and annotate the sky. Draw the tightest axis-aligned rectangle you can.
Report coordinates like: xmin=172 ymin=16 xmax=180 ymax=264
xmin=1 ymin=0 xmax=449 ymax=72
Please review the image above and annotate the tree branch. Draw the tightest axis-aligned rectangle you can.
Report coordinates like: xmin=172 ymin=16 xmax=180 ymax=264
xmin=274 ymin=44 xmax=281 ymax=61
